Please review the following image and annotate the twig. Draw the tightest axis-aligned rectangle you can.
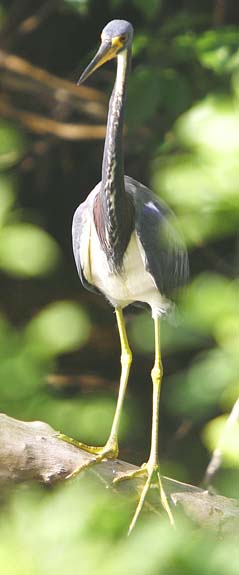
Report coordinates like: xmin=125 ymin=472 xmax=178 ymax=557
xmin=0 ymin=49 xmax=106 ymax=116
xmin=17 ymin=0 xmax=60 ymax=36
xmin=203 ymin=397 xmax=239 ymax=486
xmin=0 ymin=97 xmax=105 ymax=140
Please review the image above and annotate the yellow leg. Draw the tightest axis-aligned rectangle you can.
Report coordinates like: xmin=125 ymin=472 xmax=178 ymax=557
xmin=114 ymin=317 xmax=175 ymax=534
xmin=105 ymin=308 xmax=132 ymax=452
xmin=59 ymin=308 xmax=132 ymax=471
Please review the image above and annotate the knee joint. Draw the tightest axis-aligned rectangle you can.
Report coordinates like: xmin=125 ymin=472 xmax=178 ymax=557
xmin=151 ymin=363 xmax=163 ymax=384
xmin=121 ymin=348 xmax=132 ymax=367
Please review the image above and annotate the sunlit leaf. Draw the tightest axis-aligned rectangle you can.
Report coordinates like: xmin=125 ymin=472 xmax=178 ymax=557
xmin=0 ymin=176 xmax=15 ymax=227
xmin=0 ymin=121 xmax=26 ymax=169
xmin=181 ymin=274 xmax=238 ymax=336
xmin=176 ymin=96 xmax=239 ymax=155
xmin=152 ymin=96 xmax=239 ymax=242
xmin=203 ymin=414 xmax=239 ymax=466
xmin=25 ymin=301 xmax=91 ymax=357
xmin=0 ymin=223 xmax=60 ymax=277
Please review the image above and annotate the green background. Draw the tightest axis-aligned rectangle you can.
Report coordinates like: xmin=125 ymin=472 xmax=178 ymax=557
xmin=0 ymin=0 xmax=238 ymax=573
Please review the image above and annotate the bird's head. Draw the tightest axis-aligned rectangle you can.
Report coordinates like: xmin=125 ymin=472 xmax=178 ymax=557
xmin=77 ymin=20 xmax=133 ymax=85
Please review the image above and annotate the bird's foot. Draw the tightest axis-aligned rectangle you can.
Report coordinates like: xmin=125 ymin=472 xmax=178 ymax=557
xmin=113 ymin=460 xmax=175 ymax=534
xmin=58 ymin=433 xmax=118 ymax=478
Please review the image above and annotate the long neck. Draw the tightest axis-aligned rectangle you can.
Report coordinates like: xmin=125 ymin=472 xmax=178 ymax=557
xmin=101 ymin=48 xmax=130 ymax=198
xmin=94 ymin=47 xmax=134 ymax=271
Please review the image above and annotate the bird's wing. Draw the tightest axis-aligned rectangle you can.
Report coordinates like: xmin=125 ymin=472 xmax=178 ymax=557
xmin=72 ymin=185 xmax=101 ymax=296
xmin=125 ymin=176 xmax=189 ymax=298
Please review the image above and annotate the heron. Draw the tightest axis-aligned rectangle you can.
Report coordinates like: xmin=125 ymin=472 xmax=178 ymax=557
xmin=71 ymin=19 xmax=188 ymax=533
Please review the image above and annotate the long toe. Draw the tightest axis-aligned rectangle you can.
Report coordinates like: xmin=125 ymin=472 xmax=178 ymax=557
xmin=113 ymin=462 xmax=175 ymax=533
xmin=59 ymin=433 xmax=119 ymax=479
xmin=59 ymin=433 xmax=118 ymax=458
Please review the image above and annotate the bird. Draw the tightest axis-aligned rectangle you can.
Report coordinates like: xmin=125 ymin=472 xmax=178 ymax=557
xmin=71 ymin=19 xmax=189 ymax=533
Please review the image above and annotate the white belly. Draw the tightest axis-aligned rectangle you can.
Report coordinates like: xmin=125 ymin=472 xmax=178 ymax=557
xmin=81 ymin=221 xmax=168 ymax=317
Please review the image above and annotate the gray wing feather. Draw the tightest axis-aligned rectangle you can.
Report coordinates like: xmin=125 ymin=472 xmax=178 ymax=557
xmin=125 ymin=176 xmax=189 ymax=298
xmin=72 ymin=186 xmax=101 ymax=296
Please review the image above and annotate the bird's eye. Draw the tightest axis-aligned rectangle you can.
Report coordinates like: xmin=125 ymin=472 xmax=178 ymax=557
xmin=120 ymin=34 xmax=127 ymax=43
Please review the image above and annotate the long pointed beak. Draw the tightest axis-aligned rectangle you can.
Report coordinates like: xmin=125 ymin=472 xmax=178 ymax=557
xmin=77 ymin=40 xmax=117 ymax=85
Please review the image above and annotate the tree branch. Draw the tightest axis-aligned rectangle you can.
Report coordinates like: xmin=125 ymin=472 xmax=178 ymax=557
xmin=0 ymin=97 xmax=106 ymax=140
xmin=0 ymin=49 xmax=105 ymax=105
xmin=0 ymin=413 xmax=238 ymax=534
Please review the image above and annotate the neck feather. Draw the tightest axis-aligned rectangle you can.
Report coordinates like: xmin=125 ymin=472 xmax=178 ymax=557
xmin=101 ymin=49 xmax=129 ymax=197
xmin=93 ymin=48 xmax=134 ymax=272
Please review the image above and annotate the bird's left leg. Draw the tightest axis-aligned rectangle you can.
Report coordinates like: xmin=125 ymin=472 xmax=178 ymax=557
xmin=58 ymin=307 xmax=132 ymax=470
xmin=113 ymin=317 xmax=175 ymax=534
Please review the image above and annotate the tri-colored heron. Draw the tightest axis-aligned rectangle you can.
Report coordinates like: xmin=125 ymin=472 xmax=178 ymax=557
xmin=72 ymin=20 xmax=188 ymax=532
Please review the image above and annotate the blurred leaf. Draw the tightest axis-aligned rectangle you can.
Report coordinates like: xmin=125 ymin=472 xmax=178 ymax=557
xmin=0 ymin=350 xmax=44 ymax=401
xmin=26 ymin=301 xmax=91 ymax=357
xmin=0 ymin=175 xmax=15 ymax=227
xmin=132 ymin=0 xmax=161 ymax=20
xmin=172 ymin=32 xmax=197 ymax=62
xmin=0 ymin=315 xmax=46 ymax=403
xmin=0 ymin=121 xmax=26 ymax=169
xmin=126 ymin=67 xmax=161 ymax=129
xmin=127 ymin=67 xmax=190 ymax=129
xmin=168 ymin=348 xmax=235 ymax=418
xmin=132 ymin=34 xmax=149 ymax=57
xmin=215 ymin=313 xmax=239 ymax=357
xmin=203 ymin=414 xmax=239 ymax=466
xmin=152 ymin=94 xmax=239 ymax=244
xmin=0 ymin=223 xmax=60 ymax=277
xmin=112 ymin=0 xmax=160 ymax=19
xmin=232 ymin=69 xmax=239 ymax=99
xmin=159 ymin=69 xmax=191 ymax=118
xmin=195 ymin=29 xmax=239 ymax=74
xmin=181 ymin=274 xmax=239 ymax=338
xmin=129 ymin=311 xmax=205 ymax=354
xmin=63 ymin=0 xmax=89 ymax=14
xmin=176 ymin=96 xmax=239 ymax=155
xmin=34 ymin=392 xmax=130 ymax=443
xmin=183 ymin=273 xmax=238 ymax=333
xmin=0 ymin=483 xmax=238 ymax=575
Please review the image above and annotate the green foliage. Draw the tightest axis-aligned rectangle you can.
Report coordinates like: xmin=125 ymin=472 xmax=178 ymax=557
xmin=0 ymin=223 xmax=60 ymax=277
xmin=62 ymin=0 xmax=90 ymax=14
xmin=26 ymin=301 xmax=91 ymax=357
xmin=126 ymin=67 xmax=162 ymax=128
xmin=195 ymin=28 xmax=239 ymax=74
xmin=203 ymin=414 xmax=239 ymax=467
xmin=132 ymin=0 xmax=161 ymax=20
xmin=0 ymin=121 xmax=26 ymax=169
xmin=152 ymin=94 xmax=239 ymax=244
xmin=0 ymin=481 xmax=237 ymax=575
xmin=0 ymin=175 xmax=15 ymax=225
xmin=112 ymin=0 xmax=161 ymax=19
xmin=0 ymin=1 xmax=238 ymax=573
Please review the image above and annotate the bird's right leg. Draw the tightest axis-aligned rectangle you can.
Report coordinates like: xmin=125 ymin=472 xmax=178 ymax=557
xmin=59 ymin=307 xmax=132 ymax=471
